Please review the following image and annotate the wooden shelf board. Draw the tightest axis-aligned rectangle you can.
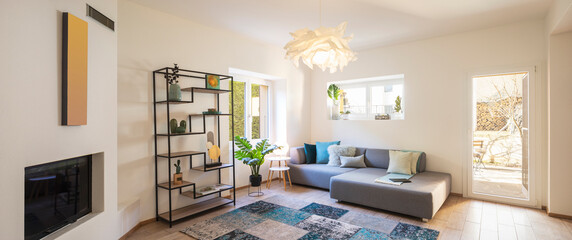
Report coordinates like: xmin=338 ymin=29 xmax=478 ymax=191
xmin=158 ymin=197 xmax=233 ymax=222
xmin=157 ymin=151 xmax=204 ymax=158
xmin=157 ymin=180 xmax=194 ymax=190
xmin=181 ymin=185 xmax=234 ymax=199
xmin=157 ymin=132 xmax=204 ymax=136
xmin=181 ymin=87 xmax=231 ymax=94
xmin=189 ymin=113 xmax=232 ymax=117
xmin=192 ymin=163 xmax=233 ymax=172
xmin=156 ymin=100 xmax=194 ymax=104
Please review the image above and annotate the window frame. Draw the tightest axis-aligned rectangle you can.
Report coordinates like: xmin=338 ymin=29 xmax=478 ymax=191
xmin=331 ymin=75 xmax=405 ymax=120
xmin=232 ymin=75 xmax=272 ymax=141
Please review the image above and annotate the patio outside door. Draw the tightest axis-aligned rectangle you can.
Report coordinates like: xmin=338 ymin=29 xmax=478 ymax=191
xmin=468 ymin=68 xmax=536 ymax=206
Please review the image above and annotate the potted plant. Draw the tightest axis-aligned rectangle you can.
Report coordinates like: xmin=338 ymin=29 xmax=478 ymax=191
xmin=327 ymin=84 xmax=342 ymax=120
xmin=392 ymin=95 xmax=403 ymax=119
xmin=340 ymin=110 xmax=351 ymax=120
xmin=234 ymin=136 xmax=280 ymax=187
xmin=166 ymin=63 xmax=181 ymax=101
xmin=173 ymin=159 xmax=183 ymax=185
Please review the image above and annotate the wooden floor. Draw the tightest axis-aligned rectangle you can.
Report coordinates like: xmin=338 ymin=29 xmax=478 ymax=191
xmin=126 ymin=183 xmax=572 ymax=240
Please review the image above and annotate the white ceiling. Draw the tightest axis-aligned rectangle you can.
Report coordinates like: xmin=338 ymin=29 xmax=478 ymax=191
xmin=130 ymin=0 xmax=553 ymax=50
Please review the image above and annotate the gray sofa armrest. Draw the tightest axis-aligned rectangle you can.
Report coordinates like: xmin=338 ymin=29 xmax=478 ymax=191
xmin=290 ymin=146 xmax=306 ymax=164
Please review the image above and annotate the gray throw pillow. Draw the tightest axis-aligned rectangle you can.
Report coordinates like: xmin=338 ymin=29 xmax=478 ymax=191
xmin=340 ymin=155 xmax=366 ymax=168
xmin=327 ymin=145 xmax=356 ymax=167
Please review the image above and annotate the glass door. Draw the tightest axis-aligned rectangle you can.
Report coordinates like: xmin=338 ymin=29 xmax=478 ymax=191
xmin=469 ymin=71 xmax=534 ymax=204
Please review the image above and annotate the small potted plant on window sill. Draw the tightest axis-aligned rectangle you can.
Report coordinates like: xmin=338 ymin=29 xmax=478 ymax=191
xmin=340 ymin=111 xmax=351 ymax=120
xmin=391 ymin=95 xmax=403 ymax=120
xmin=234 ymin=136 xmax=280 ymax=187
xmin=173 ymin=159 xmax=183 ymax=185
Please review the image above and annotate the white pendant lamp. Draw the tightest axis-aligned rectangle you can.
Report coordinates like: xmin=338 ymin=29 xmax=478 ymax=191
xmin=284 ymin=0 xmax=357 ymax=73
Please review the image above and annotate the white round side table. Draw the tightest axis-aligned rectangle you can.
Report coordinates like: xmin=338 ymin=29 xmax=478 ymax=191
xmin=266 ymin=156 xmax=292 ymax=190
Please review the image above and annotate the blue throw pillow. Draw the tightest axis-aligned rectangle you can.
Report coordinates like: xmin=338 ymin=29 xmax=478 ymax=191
xmin=304 ymin=143 xmax=317 ymax=164
xmin=316 ymin=141 xmax=341 ymax=164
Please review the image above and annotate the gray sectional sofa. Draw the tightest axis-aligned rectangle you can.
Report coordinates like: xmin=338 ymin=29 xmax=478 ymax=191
xmin=289 ymin=146 xmax=451 ymax=221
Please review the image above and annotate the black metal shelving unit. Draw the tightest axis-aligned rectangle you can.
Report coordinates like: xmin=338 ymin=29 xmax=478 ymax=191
xmin=152 ymin=67 xmax=235 ymax=227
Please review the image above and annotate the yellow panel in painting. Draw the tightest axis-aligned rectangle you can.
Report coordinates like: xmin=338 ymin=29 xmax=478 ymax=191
xmin=63 ymin=13 xmax=87 ymax=125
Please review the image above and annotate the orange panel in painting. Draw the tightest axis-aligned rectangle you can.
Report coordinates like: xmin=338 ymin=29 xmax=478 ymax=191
xmin=62 ymin=13 xmax=88 ymax=126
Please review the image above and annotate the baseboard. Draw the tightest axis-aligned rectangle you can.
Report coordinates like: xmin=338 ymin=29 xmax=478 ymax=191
xmin=548 ymin=212 xmax=572 ymax=220
xmin=119 ymin=218 xmax=155 ymax=240
xmin=449 ymin=192 xmax=462 ymax=197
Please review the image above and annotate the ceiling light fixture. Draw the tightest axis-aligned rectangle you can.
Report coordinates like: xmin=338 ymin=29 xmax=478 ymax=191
xmin=284 ymin=0 xmax=357 ymax=73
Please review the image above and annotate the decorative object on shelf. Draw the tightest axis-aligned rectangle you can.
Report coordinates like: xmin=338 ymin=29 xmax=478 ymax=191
xmin=206 ymin=131 xmax=222 ymax=168
xmin=206 ymin=75 xmax=220 ymax=90
xmin=328 ymin=84 xmax=342 ymax=120
xmin=170 ymin=119 xmax=186 ymax=133
xmin=203 ymin=108 xmax=222 ymax=115
xmin=340 ymin=111 xmax=351 ymax=120
xmin=166 ymin=64 xmax=181 ymax=101
xmin=62 ymin=12 xmax=88 ymax=126
xmin=283 ymin=0 xmax=356 ymax=73
xmin=173 ymin=159 xmax=183 ymax=185
xmin=234 ymin=136 xmax=281 ymax=187
xmin=394 ymin=96 xmax=402 ymax=113
xmin=375 ymin=114 xmax=390 ymax=120
xmin=391 ymin=96 xmax=403 ymax=120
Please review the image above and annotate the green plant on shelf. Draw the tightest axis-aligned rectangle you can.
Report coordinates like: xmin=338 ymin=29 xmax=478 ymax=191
xmin=394 ymin=96 xmax=402 ymax=113
xmin=327 ymin=84 xmax=342 ymax=104
xmin=173 ymin=159 xmax=181 ymax=174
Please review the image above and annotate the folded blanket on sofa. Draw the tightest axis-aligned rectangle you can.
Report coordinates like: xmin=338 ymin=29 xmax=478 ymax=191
xmin=374 ymin=173 xmax=415 ymax=186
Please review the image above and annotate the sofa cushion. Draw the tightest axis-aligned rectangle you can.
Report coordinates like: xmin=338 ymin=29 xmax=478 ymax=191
xmin=330 ymin=168 xmax=451 ymax=219
xmin=316 ymin=141 xmax=340 ymax=164
xmin=288 ymin=164 xmax=355 ymax=189
xmin=364 ymin=148 xmax=390 ymax=168
xmin=387 ymin=150 xmax=413 ymax=175
xmin=340 ymin=155 xmax=366 ymax=168
xmin=290 ymin=146 xmax=306 ymax=164
xmin=304 ymin=143 xmax=317 ymax=164
xmin=327 ymin=145 xmax=356 ymax=167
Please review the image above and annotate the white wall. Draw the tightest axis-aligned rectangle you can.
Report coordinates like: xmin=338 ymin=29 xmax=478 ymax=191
xmin=0 ymin=0 xmax=119 ymax=239
xmin=310 ymin=20 xmax=547 ymax=196
xmin=547 ymin=32 xmax=572 ymax=216
xmin=117 ymin=0 xmax=310 ymax=222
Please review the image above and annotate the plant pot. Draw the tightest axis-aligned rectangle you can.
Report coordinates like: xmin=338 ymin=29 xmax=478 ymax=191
xmin=168 ymin=83 xmax=182 ymax=101
xmin=330 ymin=103 xmax=340 ymax=120
xmin=173 ymin=173 xmax=183 ymax=185
xmin=250 ymin=175 xmax=262 ymax=187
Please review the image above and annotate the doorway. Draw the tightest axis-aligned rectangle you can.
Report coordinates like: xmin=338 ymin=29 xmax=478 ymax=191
xmin=469 ymin=70 xmax=536 ymax=205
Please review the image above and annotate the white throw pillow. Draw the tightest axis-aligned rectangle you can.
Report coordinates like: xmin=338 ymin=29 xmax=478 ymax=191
xmin=387 ymin=150 xmax=413 ymax=175
xmin=408 ymin=151 xmax=422 ymax=174
xmin=327 ymin=145 xmax=356 ymax=167
xmin=340 ymin=155 xmax=367 ymax=168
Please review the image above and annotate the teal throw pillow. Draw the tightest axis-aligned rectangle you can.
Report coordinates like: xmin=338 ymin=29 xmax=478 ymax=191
xmin=304 ymin=143 xmax=317 ymax=164
xmin=316 ymin=141 xmax=341 ymax=164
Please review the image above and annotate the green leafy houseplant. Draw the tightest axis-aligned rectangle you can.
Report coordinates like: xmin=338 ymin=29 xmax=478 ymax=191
xmin=327 ymin=84 xmax=342 ymax=103
xmin=234 ymin=136 xmax=280 ymax=186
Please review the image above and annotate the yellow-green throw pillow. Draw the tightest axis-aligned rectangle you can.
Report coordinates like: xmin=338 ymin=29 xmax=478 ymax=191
xmin=388 ymin=150 xmax=413 ymax=175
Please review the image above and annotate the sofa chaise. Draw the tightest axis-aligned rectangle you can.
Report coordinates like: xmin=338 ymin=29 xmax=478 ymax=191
xmin=288 ymin=147 xmax=451 ymax=221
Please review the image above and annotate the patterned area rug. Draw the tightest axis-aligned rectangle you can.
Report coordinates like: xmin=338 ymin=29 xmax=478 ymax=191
xmin=181 ymin=195 xmax=439 ymax=240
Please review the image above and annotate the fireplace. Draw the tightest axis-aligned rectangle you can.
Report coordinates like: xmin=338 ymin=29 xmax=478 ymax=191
xmin=24 ymin=155 xmax=92 ymax=240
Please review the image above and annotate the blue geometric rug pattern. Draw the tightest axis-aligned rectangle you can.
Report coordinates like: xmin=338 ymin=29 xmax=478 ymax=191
xmin=182 ymin=197 xmax=439 ymax=240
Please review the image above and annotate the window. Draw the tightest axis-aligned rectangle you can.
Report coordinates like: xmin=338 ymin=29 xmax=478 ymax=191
xmin=230 ymin=76 xmax=270 ymax=140
xmin=328 ymin=74 xmax=404 ymax=120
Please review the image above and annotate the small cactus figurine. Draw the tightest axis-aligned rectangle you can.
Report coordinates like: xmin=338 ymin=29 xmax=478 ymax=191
xmin=173 ymin=159 xmax=181 ymax=174
xmin=176 ymin=120 xmax=186 ymax=133
xmin=170 ymin=119 xmax=178 ymax=133
xmin=173 ymin=159 xmax=183 ymax=185
xmin=170 ymin=119 xmax=186 ymax=134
